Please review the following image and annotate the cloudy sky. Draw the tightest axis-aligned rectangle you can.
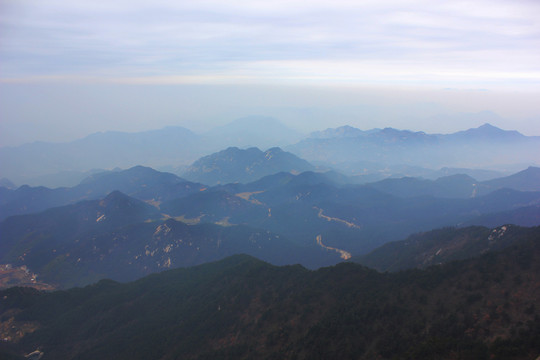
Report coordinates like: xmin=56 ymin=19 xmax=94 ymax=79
xmin=1 ymin=0 xmax=539 ymax=146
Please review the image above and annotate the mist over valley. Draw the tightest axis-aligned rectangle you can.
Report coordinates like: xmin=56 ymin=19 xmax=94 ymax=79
xmin=2 ymin=0 xmax=540 ymax=357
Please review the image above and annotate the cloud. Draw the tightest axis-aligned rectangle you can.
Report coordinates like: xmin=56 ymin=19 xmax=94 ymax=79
xmin=1 ymin=0 xmax=539 ymax=89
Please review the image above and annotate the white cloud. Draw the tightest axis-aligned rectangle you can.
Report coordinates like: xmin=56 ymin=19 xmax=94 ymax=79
xmin=1 ymin=0 xmax=539 ymax=90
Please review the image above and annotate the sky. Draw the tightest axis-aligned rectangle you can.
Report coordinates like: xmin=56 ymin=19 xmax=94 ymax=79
xmin=1 ymin=0 xmax=539 ymax=146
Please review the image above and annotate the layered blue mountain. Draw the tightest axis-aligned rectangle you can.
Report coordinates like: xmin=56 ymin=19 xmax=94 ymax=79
xmin=4 ymin=122 xmax=538 ymax=188
xmin=75 ymin=165 xmax=205 ymax=202
xmin=427 ymin=167 xmax=504 ymax=181
xmin=309 ymin=125 xmax=374 ymax=138
xmin=181 ymin=146 xmax=315 ymax=185
xmin=3 ymin=165 xmax=540 ymax=257
xmin=161 ymin=170 xmax=540 ymax=256
xmin=365 ymin=174 xmax=479 ymax=198
xmin=462 ymin=205 xmax=540 ymax=228
xmin=0 ymin=191 xmax=325 ymax=287
xmin=0 ymin=126 xmax=202 ymax=185
xmin=0 ymin=117 xmax=303 ymax=186
xmin=446 ymin=123 xmax=525 ymax=142
xmin=2 ymin=163 xmax=540 ymax=290
xmin=481 ymin=166 xmax=540 ymax=192
xmin=0 ymin=185 xmax=75 ymax=222
xmin=0 ymin=166 xmax=204 ymax=221
xmin=287 ymin=123 xmax=539 ymax=177
xmin=0 ymin=191 xmax=161 ymax=265
xmin=361 ymin=166 xmax=540 ymax=198
xmin=11 ymin=169 xmax=106 ymax=188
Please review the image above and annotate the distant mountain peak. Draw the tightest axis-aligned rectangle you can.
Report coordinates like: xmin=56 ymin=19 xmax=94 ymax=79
xmin=434 ymin=173 xmax=477 ymax=185
xmin=96 ymin=191 xmax=160 ymax=221
xmin=379 ymin=127 xmax=427 ymax=135
xmin=309 ymin=125 xmax=365 ymax=139
xmin=218 ymin=146 xmax=262 ymax=156
xmin=103 ymin=190 xmax=132 ymax=203
xmin=265 ymin=147 xmax=284 ymax=155
xmin=481 ymin=165 xmax=540 ymax=192
xmin=182 ymin=146 xmax=314 ymax=185
xmin=444 ymin=123 xmax=525 ymax=142
xmin=468 ymin=123 xmax=521 ymax=135
xmin=221 ymin=146 xmax=244 ymax=153
xmin=100 ymin=190 xmax=158 ymax=211
xmin=474 ymin=123 xmax=508 ymax=133
xmin=123 ymin=165 xmax=159 ymax=175
xmin=338 ymin=125 xmax=356 ymax=130
xmin=478 ymin=123 xmax=498 ymax=129
xmin=79 ymin=165 xmax=183 ymax=186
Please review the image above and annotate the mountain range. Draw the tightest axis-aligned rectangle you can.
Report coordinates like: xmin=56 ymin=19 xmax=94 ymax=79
xmin=0 ymin=191 xmax=318 ymax=287
xmin=0 ymin=166 xmax=205 ymax=221
xmin=2 ymin=160 xmax=540 ymax=288
xmin=1 ymin=118 xmax=540 ymax=359
xmin=1 ymin=120 xmax=538 ymax=187
xmin=363 ymin=166 xmax=540 ymax=198
xmin=0 ymin=126 xmax=203 ymax=185
xmin=0 ymin=117 xmax=303 ymax=186
xmin=0 ymin=119 xmax=540 ymax=287
xmin=2 ymin=153 xmax=538 ymax=224
xmin=287 ymin=123 xmax=540 ymax=177
xmin=1 ymin=230 xmax=539 ymax=359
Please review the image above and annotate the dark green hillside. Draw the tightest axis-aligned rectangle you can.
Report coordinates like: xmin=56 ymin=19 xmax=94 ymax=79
xmin=353 ymin=225 xmax=540 ymax=272
xmin=2 ymin=237 xmax=540 ymax=360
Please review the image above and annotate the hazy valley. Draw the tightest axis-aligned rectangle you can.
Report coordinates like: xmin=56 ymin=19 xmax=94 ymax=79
xmin=3 ymin=0 xmax=540 ymax=357
xmin=1 ymin=119 xmax=539 ymax=359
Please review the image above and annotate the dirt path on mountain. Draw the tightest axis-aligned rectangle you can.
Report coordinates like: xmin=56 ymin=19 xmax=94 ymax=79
xmin=315 ymin=207 xmax=361 ymax=229
xmin=316 ymin=235 xmax=352 ymax=260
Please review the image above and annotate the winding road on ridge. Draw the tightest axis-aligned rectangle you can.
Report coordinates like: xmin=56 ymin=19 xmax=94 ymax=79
xmin=316 ymin=235 xmax=352 ymax=260
xmin=315 ymin=207 xmax=361 ymax=229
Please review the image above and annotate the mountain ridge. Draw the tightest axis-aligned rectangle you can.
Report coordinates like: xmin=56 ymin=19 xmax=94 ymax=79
xmin=287 ymin=123 xmax=539 ymax=173
xmin=352 ymin=224 xmax=539 ymax=272
xmin=2 ymin=121 xmax=538 ymax=186
xmin=1 ymin=233 xmax=539 ymax=359
xmin=0 ymin=166 xmax=205 ymax=221
xmin=0 ymin=191 xmax=329 ymax=287
xmin=181 ymin=146 xmax=315 ymax=185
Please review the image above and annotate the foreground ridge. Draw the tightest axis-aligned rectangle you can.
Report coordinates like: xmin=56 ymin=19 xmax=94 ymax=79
xmin=1 ymin=234 xmax=539 ymax=359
